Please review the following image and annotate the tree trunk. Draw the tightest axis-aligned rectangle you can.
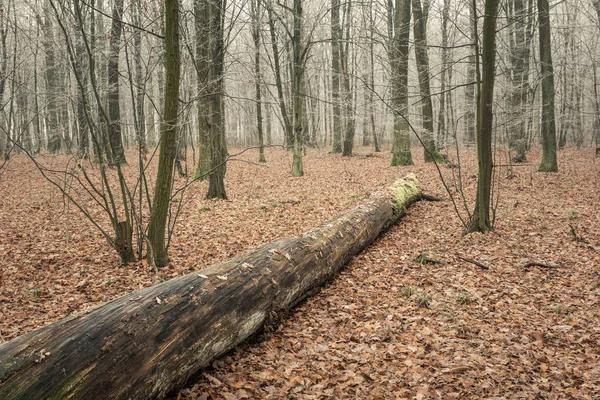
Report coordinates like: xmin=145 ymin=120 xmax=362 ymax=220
xmin=367 ymin=1 xmax=380 ymax=152
xmin=291 ymin=0 xmax=304 ymax=176
xmin=412 ymin=0 xmax=440 ymax=163
xmin=251 ymin=0 xmax=266 ymax=163
xmin=507 ymin=0 xmax=532 ymax=161
xmin=266 ymin=0 xmax=293 ymax=149
xmin=147 ymin=0 xmax=181 ymax=267
xmin=389 ymin=0 xmax=413 ymax=166
xmin=193 ymin=0 xmax=210 ymax=180
xmin=43 ymin=1 xmax=61 ymax=153
xmin=341 ymin=0 xmax=355 ymax=157
xmin=106 ymin=0 xmax=126 ymax=165
xmin=0 ymin=0 xmax=8 ymax=157
xmin=133 ymin=0 xmax=146 ymax=155
xmin=0 ymin=175 xmax=423 ymax=400
xmin=206 ymin=0 xmax=228 ymax=199
xmin=464 ymin=2 xmax=477 ymax=147
xmin=468 ymin=0 xmax=499 ymax=233
xmin=436 ymin=0 xmax=449 ymax=149
xmin=74 ymin=1 xmax=89 ymax=158
xmin=331 ymin=0 xmax=343 ymax=153
xmin=537 ymin=0 xmax=558 ymax=172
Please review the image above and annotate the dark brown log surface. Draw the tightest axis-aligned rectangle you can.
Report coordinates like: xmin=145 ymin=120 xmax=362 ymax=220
xmin=0 ymin=175 xmax=422 ymax=400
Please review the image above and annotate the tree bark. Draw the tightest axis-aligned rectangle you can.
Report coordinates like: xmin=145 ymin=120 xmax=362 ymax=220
xmin=0 ymin=175 xmax=423 ymax=400
xmin=266 ymin=0 xmax=293 ymax=149
xmin=291 ymin=0 xmax=305 ymax=176
xmin=43 ymin=0 xmax=61 ymax=153
xmin=193 ymin=0 xmax=210 ymax=180
xmin=341 ymin=0 xmax=356 ymax=157
xmin=389 ymin=0 xmax=413 ymax=166
xmin=368 ymin=0 xmax=380 ymax=152
xmin=147 ymin=0 xmax=181 ymax=267
xmin=74 ymin=0 xmax=89 ymax=158
xmin=507 ymin=0 xmax=532 ymax=161
xmin=106 ymin=0 xmax=126 ymax=165
xmin=468 ymin=0 xmax=499 ymax=233
xmin=206 ymin=0 xmax=228 ymax=199
xmin=133 ymin=0 xmax=146 ymax=155
xmin=537 ymin=0 xmax=558 ymax=172
xmin=412 ymin=0 xmax=440 ymax=163
xmin=331 ymin=0 xmax=343 ymax=153
xmin=251 ymin=0 xmax=266 ymax=163
xmin=464 ymin=2 xmax=477 ymax=147
xmin=0 ymin=0 xmax=9 ymax=158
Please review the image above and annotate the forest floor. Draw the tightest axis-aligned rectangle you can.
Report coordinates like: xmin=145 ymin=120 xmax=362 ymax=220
xmin=1 ymin=146 xmax=599 ymax=399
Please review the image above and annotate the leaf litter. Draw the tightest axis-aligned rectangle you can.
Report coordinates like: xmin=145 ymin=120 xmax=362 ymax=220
xmin=0 ymin=147 xmax=599 ymax=398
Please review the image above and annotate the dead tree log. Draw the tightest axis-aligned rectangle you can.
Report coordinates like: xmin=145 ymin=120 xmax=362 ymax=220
xmin=0 ymin=174 xmax=423 ymax=400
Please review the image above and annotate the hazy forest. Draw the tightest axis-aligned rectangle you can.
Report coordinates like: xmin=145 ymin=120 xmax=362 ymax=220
xmin=0 ymin=0 xmax=599 ymax=397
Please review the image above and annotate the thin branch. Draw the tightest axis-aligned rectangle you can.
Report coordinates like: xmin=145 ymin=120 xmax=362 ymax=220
xmin=79 ymin=0 xmax=165 ymax=39
xmin=522 ymin=262 xmax=561 ymax=269
xmin=458 ymin=256 xmax=490 ymax=270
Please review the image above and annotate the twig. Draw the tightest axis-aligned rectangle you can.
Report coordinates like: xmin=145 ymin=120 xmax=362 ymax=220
xmin=421 ymin=193 xmax=442 ymax=202
xmin=569 ymin=224 xmax=589 ymax=243
xmin=493 ymin=163 xmax=536 ymax=167
xmin=522 ymin=262 xmax=560 ymax=269
xmin=79 ymin=0 xmax=165 ymax=39
xmin=457 ymin=256 xmax=489 ymax=270
xmin=415 ymin=253 xmax=442 ymax=265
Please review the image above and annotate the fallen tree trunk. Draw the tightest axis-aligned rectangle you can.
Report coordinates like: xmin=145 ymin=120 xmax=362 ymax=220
xmin=0 ymin=174 xmax=423 ymax=399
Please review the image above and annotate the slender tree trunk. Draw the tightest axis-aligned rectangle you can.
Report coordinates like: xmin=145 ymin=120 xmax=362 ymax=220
xmin=364 ymin=0 xmax=379 ymax=152
xmin=0 ymin=0 xmax=8 ymax=157
xmin=341 ymin=0 xmax=355 ymax=156
xmin=592 ymin=61 xmax=600 ymax=148
xmin=44 ymin=1 xmax=61 ymax=153
xmin=206 ymin=0 xmax=228 ymax=199
xmin=389 ymin=0 xmax=413 ymax=166
xmin=266 ymin=0 xmax=293 ymax=149
xmin=33 ymin=11 xmax=42 ymax=154
xmin=446 ymin=48 xmax=455 ymax=143
xmin=464 ymin=2 xmax=477 ymax=147
xmin=147 ymin=0 xmax=181 ymax=267
xmin=436 ymin=0 xmax=450 ymax=149
xmin=331 ymin=0 xmax=343 ymax=153
xmin=133 ymin=0 xmax=146 ymax=155
xmin=92 ymin=0 xmax=110 ymax=160
xmin=412 ymin=0 xmax=440 ymax=162
xmin=362 ymin=8 xmax=371 ymax=151
xmin=193 ymin=0 xmax=210 ymax=179
xmin=468 ymin=0 xmax=499 ymax=233
xmin=292 ymin=0 xmax=304 ymax=176
xmin=106 ymin=0 xmax=126 ymax=164
xmin=74 ymin=2 xmax=89 ymax=158
xmin=266 ymin=101 xmax=272 ymax=145
xmin=251 ymin=0 xmax=266 ymax=162
xmin=507 ymin=0 xmax=532 ymax=161
xmin=3 ymin=3 xmax=16 ymax=160
xmin=537 ymin=0 xmax=558 ymax=172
